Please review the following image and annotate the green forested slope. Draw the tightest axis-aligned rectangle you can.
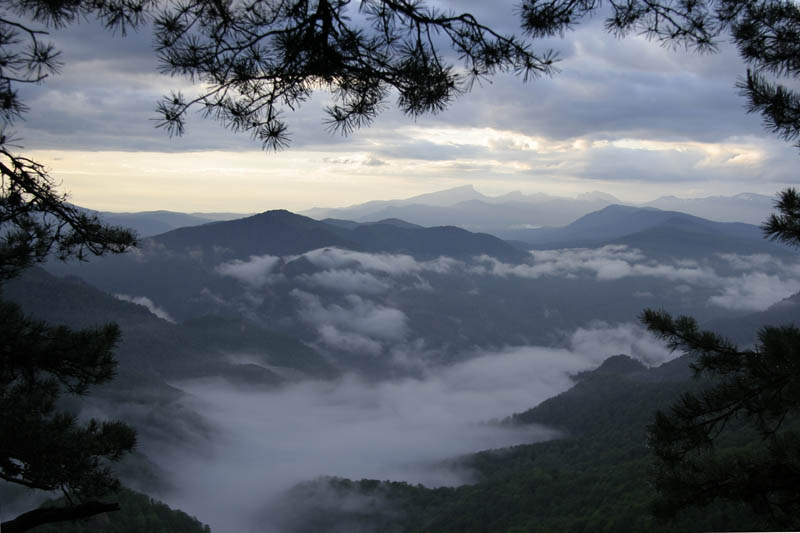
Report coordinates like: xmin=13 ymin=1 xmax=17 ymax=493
xmin=279 ymin=355 xmax=771 ymax=532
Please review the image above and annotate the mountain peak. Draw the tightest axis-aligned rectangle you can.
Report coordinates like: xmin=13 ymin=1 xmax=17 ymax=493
xmin=576 ymin=191 xmax=620 ymax=203
xmin=402 ymin=184 xmax=485 ymax=206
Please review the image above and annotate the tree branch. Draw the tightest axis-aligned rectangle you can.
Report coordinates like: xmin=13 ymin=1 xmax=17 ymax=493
xmin=1 ymin=501 xmax=120 ymax=533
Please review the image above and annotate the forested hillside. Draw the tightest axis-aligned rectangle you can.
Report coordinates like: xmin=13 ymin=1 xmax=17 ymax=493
xmin=275 ymin=355 xmax=773 ymax=532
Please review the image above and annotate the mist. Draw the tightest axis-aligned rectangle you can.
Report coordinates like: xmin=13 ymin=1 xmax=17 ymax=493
xmin=140 ymin=323 xmax=673 ymax=533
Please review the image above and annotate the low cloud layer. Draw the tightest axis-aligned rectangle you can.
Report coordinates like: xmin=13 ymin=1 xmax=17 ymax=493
xmin=213 ymin=248 xmax=800 ymax=357
xmin=296 ymin=248 xmax=458 ymax=275
xmin=475 ymin=247 xmax=800 ymax=312
xmin=708 ymin=272 xmax=800 ymax=311
xmin=217 ymin=255 xmax=282 ymax=287
xmin=292 ymin=289 xmax=408 ymax=344
xmin=473 ymin=245 xmax=715 ymax=283
xmin=147 ymin=321 xmax=673 ymax=533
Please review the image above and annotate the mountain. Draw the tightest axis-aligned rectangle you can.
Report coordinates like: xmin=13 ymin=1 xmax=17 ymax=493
xmin=322 ymin=218 xmax=424 ymax=230
xmin=302 ymin=186 xmax=621 ymax=232
xmin=645 ymin=193 xmax=773 ymax=225
xmin=148 ymin=209 xmax=525 ymax=263
xmin=505 ymin=204 xmax=791 ymax=257
xmin=3 ymin=267 xmax=336 ymax=388
xmin=277 ymin=354 xmax=768 ymax=533
xmin=83 ymin=208 xmax=248 ymax=237
xmin=398 ymin=184 xmax=486 ymax=206
xmin=302 ymin=185 xmax=487 ymax=220
xmin=43 ymin=209 xmax=534 ymax=341
xmin=612 ymin=217 xmax=780 ymax=257
xmin=322 ymin=219 xmax=527 ymax=262
xmin=153 ymin=210 xmax=360 ymax=259
xmin=302 ymin=186 xmax=777 ymax=235
xmin=41 ymin=206 xmax=796 ymax=379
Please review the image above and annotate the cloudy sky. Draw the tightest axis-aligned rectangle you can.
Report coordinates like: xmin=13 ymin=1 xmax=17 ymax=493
xmin=12 ymin=1 xmax=800 ymax=212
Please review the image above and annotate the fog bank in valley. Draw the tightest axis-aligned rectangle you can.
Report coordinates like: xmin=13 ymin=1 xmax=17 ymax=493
xmin=146 ymin=323 xmax=674 ymax=533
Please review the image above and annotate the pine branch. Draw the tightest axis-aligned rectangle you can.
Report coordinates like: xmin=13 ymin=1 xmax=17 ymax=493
xmin=1 ymin=501 xmax=120 ymax=533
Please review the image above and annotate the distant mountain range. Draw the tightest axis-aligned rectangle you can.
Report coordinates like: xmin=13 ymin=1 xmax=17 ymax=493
xmin=84 ymin=186 xmax=776 ymax=240
xmin=152 ymin=209 xmax=527 ymax=263
xmin=301 ymin=185 xmax=623 ymax=232
xmin=505 ymin=204 xmax=784 ymax=257
xmin=644 ymin=193 xmax=774 ymax=225
xmin=300 ymin=185 xmax=776 ymax=233
xmin=82 ymin=208 xmax=248 ymax=237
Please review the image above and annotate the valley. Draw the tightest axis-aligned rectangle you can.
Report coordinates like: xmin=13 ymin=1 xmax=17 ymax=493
xmin=5 ymin=190 xmax=799 ymax=532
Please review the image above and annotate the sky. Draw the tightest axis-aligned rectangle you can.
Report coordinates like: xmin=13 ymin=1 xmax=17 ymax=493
xmin=12 ymin=1 xmax=800 ymax=213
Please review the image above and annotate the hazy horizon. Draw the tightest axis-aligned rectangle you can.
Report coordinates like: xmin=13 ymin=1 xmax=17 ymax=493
xmin=81 ymin=184 xmax=776 ymax=215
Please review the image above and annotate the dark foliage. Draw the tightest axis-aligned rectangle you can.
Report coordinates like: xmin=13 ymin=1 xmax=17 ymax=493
xmin=33 ymin=487 xmax=211 ymax=533
xmin=149 ymin=0 xmax=800 ymax=152
xmin=0 ymin=300 xmax=137 ymax=530
xmin=643 ymin=310 xmax=800 ymax=526
xmin=0 ymin=0 xmax=142 ymax=281
xmin=0 ymin=149 xmax=136 ymax=283
xmin=641 ymin=190 xmax=800 ymax=527
xmin=764 ymin=187 xmax=800 ymax=246
xmin=153 ymin=0 xmax=558 ymax=150
xmin=0 ymin=2 xmax=144 ymax=529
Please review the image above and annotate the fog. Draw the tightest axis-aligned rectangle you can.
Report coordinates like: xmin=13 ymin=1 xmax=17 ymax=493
xmin=142 ymin=323 xmax=673 ymax=533
xmin=474 ymin=248 xmax=800 ymax=311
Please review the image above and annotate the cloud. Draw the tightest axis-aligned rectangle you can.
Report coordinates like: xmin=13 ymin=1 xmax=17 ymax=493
xmin=709 ymin=272 xmax=800 ymax=311
xmin=569 ymin=322 xmax=674 ymax=366
xmin=708 ymin=253 xmax=800 ymax=310
xmin=364 ymin=157 xmax=387 ymax=166
xmin=317 ymin=325 xmax=384 ymax=356
xmin=473 ymin=245 xmax=716 ymax=283
xmin=141 ymin=319 xmax=676 ymax=533
xmin=212 ymin=247 xmax=800 ymax=327
xmin=114 ymin=294 xmax=175 ymax=322
xmin=297 ymin=248 xmax=459 ymax=275
xmin=217 ymin=254 xmax=282 ymax=287
xmin=716 ymin=253 xmax=800 ymax=275
xmin=11 ymin=0 xmax=799 ymax=215
xmin=292 ymin=290 xmax=408 ymax=342
xmin=473 ymin=247 xmax=800 ymax=311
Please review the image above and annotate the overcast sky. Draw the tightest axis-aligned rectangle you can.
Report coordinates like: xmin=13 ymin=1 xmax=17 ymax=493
xmin=12 ymin=1 xmax=800 ymax=212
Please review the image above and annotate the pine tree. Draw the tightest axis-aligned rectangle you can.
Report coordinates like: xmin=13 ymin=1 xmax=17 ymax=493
xmin=151 ymin=0 xmax=800 ymax=152
xmin=0 ymin=301 xmax=137 ymax=532
xmin=0 ymin=1 xmax=143 ymax=530
xmin=641 ymin=189 xmax=800 ymax=527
